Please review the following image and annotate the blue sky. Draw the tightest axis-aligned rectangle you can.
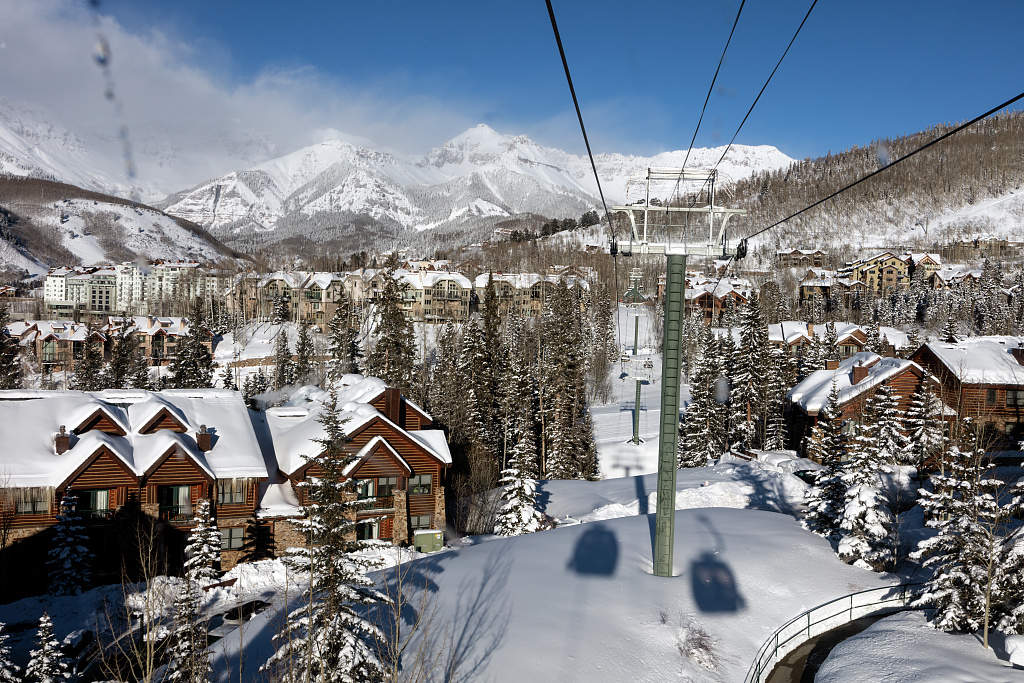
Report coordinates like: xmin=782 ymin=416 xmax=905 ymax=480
xmin=49 ymin=0 xmax=1024 ymax=158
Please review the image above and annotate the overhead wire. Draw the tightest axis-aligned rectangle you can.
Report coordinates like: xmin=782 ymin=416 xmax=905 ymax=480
xmin=544 ymin=0 xmax=625 ymax=361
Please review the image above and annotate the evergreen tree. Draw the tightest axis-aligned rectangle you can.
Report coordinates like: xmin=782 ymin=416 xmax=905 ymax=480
xmin=821 ymin=321 xmax=840 ymax=363
xmin=763 ymin=345 xmax=789 ymax=451
xmin=128 ymin=343 xmax=152 ymax=389
xmin=905 ymin=375 xmax=946 ymax=468
xmin=427 ymin=322 xmax=467 ymax=443
xmin=271 ymin=295 xmax=290 ymax=324
xmin=872 ymin=384 xmax=909 ymax=465
xmin=680 ymin=326 xmax=726 ymax=465
xmin=219 ymin=362 xmax=236 ymax=391
xmin=264 ymin=390 xmax=387 ymax=681
xmin=863 ymin=317 xmax=883 ymax=354
xmin=803 ymin=384 xmax=848 ymax=541
xmin=103 ymin=321 xmax=135 ymax=389
xmin=167 ymin=578 xmax=210 ymax=683
xmin=0 ymin=622 xmax=21 ymax=683
xmin=48 ymin=493 xmax=93 ymax=595
xmin=183 ymin=499 xmax=221 ymax=586
xmin=70 ymin=325 xmax=105 ymax=392
xmin=326 ymin=291 xmax=361 ymax=381
xmin=293 ymin=319 xmax=314 ymax=385
xmin=272 ymin=328 xmax=294 ymax=391
xmin=0 ymin=304 xmax=23 ymax=390
xmin=25 ymin=613 xmax=69 ymax=683
xmin=912 ymin=431 xmax=1024 ymax=641
xmin=940 ymin=305 xmax=959 ymax=343
xmin=730 ymin=293 xmax=770 ymax=448
xmin=242 ymin=368 xmax=270 ymax=409
xmin=364 ymin=271 xmax=415 ymax=390
xmin=837 ymin=403 xmax=896 ymax=571
xmin=495 ymin=412 xmax=544 ymax=536
xmin=169 ymin=308 xmax=214 ymax=389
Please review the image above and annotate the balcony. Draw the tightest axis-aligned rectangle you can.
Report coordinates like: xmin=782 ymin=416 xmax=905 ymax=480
xmin=80 ymin=509 xmax=115 ymax=521
xmin=357 ymin=496 xmax=394 ymax=512
xmin=159 ymin=504 xmax=193 ymax=523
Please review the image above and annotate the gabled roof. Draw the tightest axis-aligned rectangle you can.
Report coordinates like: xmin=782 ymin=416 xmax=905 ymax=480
xmin=787 ymin=352 xmax=925 ymax=415
xmin=918 ymin=337 xmax=1024 ymax=385
xmin=342 ymin=436 xmax=412 ymax=477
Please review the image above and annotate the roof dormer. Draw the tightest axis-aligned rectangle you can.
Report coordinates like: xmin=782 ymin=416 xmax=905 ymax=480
xmin=73 ymin=407 xmax=127 ymax=436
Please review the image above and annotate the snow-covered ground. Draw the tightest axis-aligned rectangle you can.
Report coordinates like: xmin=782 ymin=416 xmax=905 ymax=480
xmin=816 ymin=611 xmax=1024 ymax=682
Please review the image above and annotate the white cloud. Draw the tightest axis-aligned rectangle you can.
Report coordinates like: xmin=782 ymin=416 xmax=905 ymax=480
xmin=0 ymin=0 xmax=480 ymax=194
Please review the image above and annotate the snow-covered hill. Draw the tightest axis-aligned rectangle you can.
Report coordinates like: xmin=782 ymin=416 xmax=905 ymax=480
xmin=0 ymin=176 xmax=241 ymax=275
xmin=159 ymin=124 xmax=795 ymax=242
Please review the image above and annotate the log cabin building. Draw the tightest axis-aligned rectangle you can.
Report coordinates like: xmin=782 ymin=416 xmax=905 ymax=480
xmin=264 ymin=377 xmax=451 ymax=548
xmin=786 ymin=352 xmax=945 ymax=455
xmin=911 ymin=337 xmax=1024 ymax=451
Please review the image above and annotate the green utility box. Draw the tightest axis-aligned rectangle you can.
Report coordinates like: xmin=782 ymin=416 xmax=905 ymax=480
xmin=413 ymin=529 xmax=444 ymax=553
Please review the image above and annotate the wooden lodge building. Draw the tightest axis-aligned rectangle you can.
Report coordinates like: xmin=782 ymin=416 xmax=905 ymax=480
xmin=0 ymin=376 xmax=452 ymax=594
xmin=785 ymin=352 xmax=943 ymax=455
xmin=911 ymin=337 xmax=1024 ymax=450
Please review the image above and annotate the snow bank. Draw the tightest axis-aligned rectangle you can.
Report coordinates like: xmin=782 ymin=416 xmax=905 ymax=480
xmin=816 ymin=611 xmax=1019 ymax=682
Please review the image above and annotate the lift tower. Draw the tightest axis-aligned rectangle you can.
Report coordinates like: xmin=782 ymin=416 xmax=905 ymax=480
xmin=612 ymin=168 xmax=746 ymax=578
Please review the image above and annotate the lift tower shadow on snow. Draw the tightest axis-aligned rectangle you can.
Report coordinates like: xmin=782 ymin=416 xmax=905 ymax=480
xmin=612 ymin=168 xmax=746 ymax=578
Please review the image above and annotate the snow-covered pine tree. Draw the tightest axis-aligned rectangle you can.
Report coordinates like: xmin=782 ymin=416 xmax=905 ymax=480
xmin=798 ymin=333 xmax=823 ymax=380
xmin=272 ymin=327 xmax=294 ymax=391
xmin=271 ymin=295 xmax=290 ymax=324
xmin=364 ymin=270 xmax=415 ymax=390
xmin=821 ymin=321 xmax=840 ymax=364
xmin=495 ymin=412 xmax=544 ymax=536
xmin=730 ymin=293 xmax=770 ymax=449
xmin=905 ymin=374 xmax=946 ymax=468
xmin=183 ymin=499 xmax=221 ymax=586
xmin=0 ymin=622 xmax=20 ymax=683
xmin=427 ymin=322 xmax=467 ymax=443
xmin=242 ymin=367 xmax=270 ymax=409
xmin=48 ymin=493 xmax=93 ymax=595
xmin=219 ymin=361 xmax=236 ymax=391
xmin=680 ymin=326 xmax=725 ymax=466
xmin=0 ymin=304 xmax=20 ymax=390
xmin=911 ymin=430 xmax=1024 ymax=641
xmin=70 ymin=324 xmax=105 ymax=392
xmin=837 ymin=395 xmax=896 ymax=571
xmin=166 ymin=576 xmax=210 ymax=683
xmin=872 ymin=384 xmax=909 ymax=466
xmin=103 ymin=321 xmax=135 ymax=389
xmin=763 ymin=345 xmax=790 ymax=451
xmin=293 ymin=319 xmax=314 ymax=385
xmin=863 ymin=317 xmax=883 ymax=354
xmin=128 ymin=342 xmax=152 ymax=389
xmin=169 ymin=308 xmax=214 ymax=389
xmin=25 ymin=613 xmax=69 ymax=683
xmin=326 ymin=291 xmax=361 ymax=381
xmin=940 ymin=306 xmax=959 ymax=343
xmin=803 ymin=384 xmax=848 ymax=542
xmin=263 ymin=389 xmax=387 ymax=681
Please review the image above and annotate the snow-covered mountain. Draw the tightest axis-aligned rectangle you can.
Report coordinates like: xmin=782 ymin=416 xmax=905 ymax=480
xmin=159 ymin=124 xmax=795 ymax=242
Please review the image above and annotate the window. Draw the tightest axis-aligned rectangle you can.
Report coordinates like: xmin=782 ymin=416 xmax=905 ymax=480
xmin=356 ymin=521 xmax=379 ymax=540
xmin=76 ymin=489 xmax=109 ymax=516
xmin=1007 ymin=390 xmax=1024 ymax=407
xmin=410 ymin=514 xmax=432 ymax=530
xmin=356 ymin=479 xmax=375 ymax=500
xmin=409 ymin=474 xmax=432 ymax=495
xmin=158 ymin=485 xmax=191 ymax=521
xmin=220 ymin=527 xmax=244 ymax=550
xmin=987 ymin=388 xmax=997 ymax=405
xmin=378 ymin=476 xmax=398 ymax=498
xmin=217 ymin=480 xmax=246 ymax=505
xmin=16 ymin=498 xmax=49 ymax=514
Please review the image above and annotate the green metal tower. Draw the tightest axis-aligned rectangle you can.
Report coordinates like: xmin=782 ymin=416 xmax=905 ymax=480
xmin=653 ymin=254 xmax=686 ymax=577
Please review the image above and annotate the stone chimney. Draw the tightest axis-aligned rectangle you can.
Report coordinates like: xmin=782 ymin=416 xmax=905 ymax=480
xmin=196 ymin=424 xmax=212 ymax=452
xmin=1011 ymin=347 xmax=1024 ymax=366
xmin=806 ymin=322 xmax=815 ymax=338
xmin=852 ymin=365 xmax=870 ymax=384
xmin=825 ymin=359 xmax=839 ymax=370
xmin=55 ymin=425 xmax=70 ymax=455
xmin=384 ymin=387 xmax=402 ymax=425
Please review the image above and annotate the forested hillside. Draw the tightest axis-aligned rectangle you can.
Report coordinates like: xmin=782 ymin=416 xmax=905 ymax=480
xmin=719 ymin=111 xmax=1024 ymax=254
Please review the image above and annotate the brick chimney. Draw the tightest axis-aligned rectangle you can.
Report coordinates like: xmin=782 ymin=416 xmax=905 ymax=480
xmin=196 ymin=424 xmax=212 ymax=452
xmin=852 ymin=365 xmax=870 ymax=384
xmin=1011 ymin=347 xmax=1024 ymax=366
xmin=55 ymin=425 xmax=70 ymax=455
xmin=825 ymin=359 xmax=839 ymax=370
xmin=384 ymin=387 xmax=402 ymax=424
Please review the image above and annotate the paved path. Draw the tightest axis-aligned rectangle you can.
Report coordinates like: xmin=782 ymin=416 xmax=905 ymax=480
xmin=765 ymin=614 xmax=891 ymax=683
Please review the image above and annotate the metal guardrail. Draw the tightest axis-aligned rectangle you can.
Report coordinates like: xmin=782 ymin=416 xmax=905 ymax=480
xmin=744 ymin=582 xmax=923 ymax=683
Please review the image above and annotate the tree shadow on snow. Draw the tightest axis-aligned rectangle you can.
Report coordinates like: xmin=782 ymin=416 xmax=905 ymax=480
xmin=731 ymin=462 xmax=801 ymax=517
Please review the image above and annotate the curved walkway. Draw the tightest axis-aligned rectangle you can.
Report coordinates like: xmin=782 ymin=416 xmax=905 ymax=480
xmin=765 ymin=614 xmax=898 ymax=682
xmin=744 ymin=582 xmax=921 ymax=683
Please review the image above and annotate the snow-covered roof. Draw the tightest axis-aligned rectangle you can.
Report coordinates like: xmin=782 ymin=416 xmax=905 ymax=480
xmin=921 ymin=337 xmax=1024 ymax=384
xmin=257 ymin=271 xmax=311 ymax=289
xmin=904 ymin=252 xmax=941 ymax=265
xmin=472 ymin=272 xmax=590 ymax=291
xmin=256 ymin=481 xmax=301 ymax=518
xmin=787 ymin=352 xmax=922 ymax=414
xmin=398 ymin=270 xmax=473 ymax=290
xmin=0 ymin=389 xmax=267 ymax=487
xmin=342 ymin=436 xmax=411 ymax=476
